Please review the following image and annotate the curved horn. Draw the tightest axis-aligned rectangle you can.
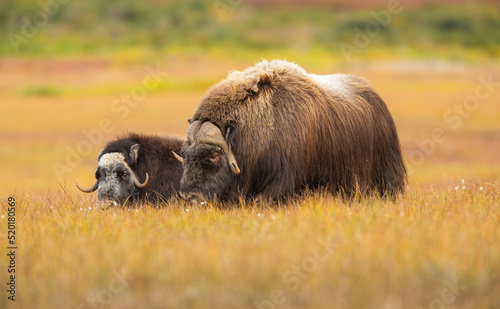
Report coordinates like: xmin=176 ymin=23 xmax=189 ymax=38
xmin=76 ymin=180 xmax=98 ymax=193
xmin=196 ymin=122 xmax=240 ymax=175
xmin=187 ymin=120 xmax=203 ymax=144
xmin=133 ymin=173 xmax=149 ymax=188
xmin=121 ymin=160 xmax=149 ymax=188
xmin=172 ymin=151 xmax=184 ymax=163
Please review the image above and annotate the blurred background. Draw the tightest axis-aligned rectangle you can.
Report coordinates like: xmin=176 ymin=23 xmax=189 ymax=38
xmin=1 ymin=0 xmax=499 ymax=194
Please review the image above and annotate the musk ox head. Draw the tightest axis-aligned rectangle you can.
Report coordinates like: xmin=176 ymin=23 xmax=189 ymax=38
xmin=174 ymin=120 xmax=240 ymax=203
xmin=76 ymin=144 xmax=148 ymax=205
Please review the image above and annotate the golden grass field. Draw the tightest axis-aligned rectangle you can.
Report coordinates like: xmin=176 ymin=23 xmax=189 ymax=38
xmin=0 ymin=55 xmax=499 ymax=308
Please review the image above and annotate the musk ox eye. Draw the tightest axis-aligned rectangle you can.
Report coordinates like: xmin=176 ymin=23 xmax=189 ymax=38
xmin=209 ymin=153 xmax=219 ymax=163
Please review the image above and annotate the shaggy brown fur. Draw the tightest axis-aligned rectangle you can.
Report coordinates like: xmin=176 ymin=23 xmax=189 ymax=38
xmin=98 ymin=133 xmax=185 ymax=202
xmin=183 ymin=60 xmax=406 ymax=200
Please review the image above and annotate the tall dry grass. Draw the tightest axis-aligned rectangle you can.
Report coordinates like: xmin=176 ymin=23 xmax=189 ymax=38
xmin=0 ymin=182 xmax=498 ymax=308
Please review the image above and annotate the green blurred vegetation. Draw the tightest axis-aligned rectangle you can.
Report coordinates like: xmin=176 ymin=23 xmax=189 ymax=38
xmin=1 ymin=0 xmax=499 ymax=60
xmin=12 ymin=76 xmax=219 ymax=97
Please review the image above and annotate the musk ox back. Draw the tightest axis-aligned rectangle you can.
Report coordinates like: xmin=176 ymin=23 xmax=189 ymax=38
xmin=77 ymin=133 xmax=184 ymax=204
xmin=177 ymin=60 xmax=406 ymax=202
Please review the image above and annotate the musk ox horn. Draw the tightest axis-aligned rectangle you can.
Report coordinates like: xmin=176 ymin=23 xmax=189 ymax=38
xmin=196 ymin=122 xmax=241 ymax=175
xmin=134 ymin=172 xmax=149 ymax=188
xmin=187 ymin=120 xmax=203 ymax=144
xmin=76 ymin=180 xmax=98 ymax=193
xmin=172 ymin=151 xmax=184 ymax=163
xmin=121 ymin=160 xmax=149 ymax=188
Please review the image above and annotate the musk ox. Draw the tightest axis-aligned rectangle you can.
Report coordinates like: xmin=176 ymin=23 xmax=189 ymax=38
xmin=174 ymin=60 xmax=407 ymax=202
xmin=76 ymin=133 xmax=185 ymax=204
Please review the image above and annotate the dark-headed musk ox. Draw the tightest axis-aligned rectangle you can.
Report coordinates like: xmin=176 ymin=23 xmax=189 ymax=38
xmin=175 ymin=60 xmax=407 ymax=202
xmin=76 ymin=133 xmax=185 ymax=204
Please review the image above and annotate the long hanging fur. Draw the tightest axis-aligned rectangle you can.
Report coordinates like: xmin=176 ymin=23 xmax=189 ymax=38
xmin=191 ymin=60 xmax=407 ymax=199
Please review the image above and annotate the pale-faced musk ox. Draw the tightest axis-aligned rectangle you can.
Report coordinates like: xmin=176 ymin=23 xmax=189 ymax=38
xmin=76 ymin=133 xmax=185 ymax=205
xmin=174 ymin=60 xmax=407 ymax=202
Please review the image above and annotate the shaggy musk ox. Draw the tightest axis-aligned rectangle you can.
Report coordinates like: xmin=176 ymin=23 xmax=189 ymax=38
xmin=76 ymin=133 xmax=184 ymax=204
xmin=175 ymin=60 xmax=407 ymax=202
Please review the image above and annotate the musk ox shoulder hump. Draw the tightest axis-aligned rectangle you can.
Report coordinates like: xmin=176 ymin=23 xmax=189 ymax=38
xmin=239 ymin=59 xmax=307 ymax=77
xmin=223 ymin=59 xmax=308 ymax=97
xmin=227 ymin=60 xmax=368 ymax=99
xmin=197 ymin=60 xmax=371 ymax=122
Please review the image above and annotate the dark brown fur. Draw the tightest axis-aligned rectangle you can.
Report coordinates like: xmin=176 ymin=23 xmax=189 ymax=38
xmin=99 ymin=133 xmax=185 ymax=202
xmin=183 ymin=60 xmax=406 ymax=200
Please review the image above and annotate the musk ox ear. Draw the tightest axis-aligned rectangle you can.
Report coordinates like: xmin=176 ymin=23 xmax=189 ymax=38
xmin=223 ymin=124 xmax=240 ymax=175
xmin=232 ymin=74 xmax=260 ymax=100
xmin=224 ymin=124 xmax=236 ymax=145
xmin=239 ymin=75 xmax=260 ymax=94
xmin=229 ymin=70 xmax=261 ymax=99
xmin=129 ymin=144 xmax=140 ymax=165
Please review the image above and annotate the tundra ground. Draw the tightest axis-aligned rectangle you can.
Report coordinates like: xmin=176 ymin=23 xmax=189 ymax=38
xmin=0 ymin=57 xmax=499 ymax=308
